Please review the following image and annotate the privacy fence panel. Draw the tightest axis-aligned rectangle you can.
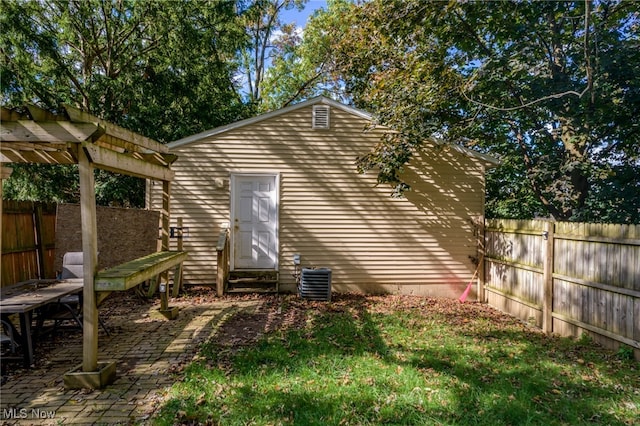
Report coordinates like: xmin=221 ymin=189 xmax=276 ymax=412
xmin=484 ymin=219 xmax=640 ymax=358
xmin=484 ymin=220 xmax=546 ymax=325
xmin=551 ymin=222 xmax=639 ymax=348
xmin=1 ymin=201 xmax=57 ymax=287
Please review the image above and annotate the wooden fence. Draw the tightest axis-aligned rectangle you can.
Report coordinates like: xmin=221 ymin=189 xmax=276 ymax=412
xmin=2 ymin=202 xmax=162 ymax=288
xmin=483 ymin=219 xmax=639 ymax=358
xmin=1 ymin=201 xmax=57 ymax=286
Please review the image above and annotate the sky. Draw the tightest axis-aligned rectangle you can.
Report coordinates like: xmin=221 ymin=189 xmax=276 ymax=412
xmin=281 ymin=0 xmax=328 ymax=29
xmin=238 ymin=1 xmax=329 ymax=98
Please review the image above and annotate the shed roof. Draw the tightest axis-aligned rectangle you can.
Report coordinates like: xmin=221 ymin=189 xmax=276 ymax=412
xmin=168 ymin=97 xmax=371 ymax=149
xmin=168 ymin=96 xmax=499 ymax=166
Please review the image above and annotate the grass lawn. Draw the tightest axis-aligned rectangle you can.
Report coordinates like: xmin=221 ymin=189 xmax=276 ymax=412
xmin=154 ymin=294 xmax=639 ymax=425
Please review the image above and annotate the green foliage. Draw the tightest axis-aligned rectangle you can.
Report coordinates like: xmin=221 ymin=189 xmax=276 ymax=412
xmin=577 ymin=333 xmax=594 ymax=346
xmin=238 ymin=0 xmax=308 ymax=106
xmin=1 ymin=164 xmax=145 ymax=207
xmin=2 ymin=164 xmax=80 ymax=204
xmin=121 ymin=0 xmax=250 ymax=142
xmin=94 ymin=170 xmax=145 ymax=208
xmin=260 ymin=0 xmax=347 ymax=110
xmin=616 ymin=345 xmax=634 ymax=361
xmin=299 ymin=0 xmax=640 ymax=222
xmin=1 ymin=0 xmax=250 ymax=206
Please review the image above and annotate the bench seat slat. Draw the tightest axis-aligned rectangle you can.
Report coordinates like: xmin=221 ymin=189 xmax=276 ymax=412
xmin=95 ymin=251 xmax=188 ymax=292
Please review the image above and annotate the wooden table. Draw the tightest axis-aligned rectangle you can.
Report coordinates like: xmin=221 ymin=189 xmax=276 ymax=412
xmin=0 ymin=279 xmax=83 ymax=367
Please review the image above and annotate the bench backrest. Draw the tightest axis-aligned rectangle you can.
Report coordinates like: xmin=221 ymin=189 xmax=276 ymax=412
xmin=61 ymin=252 xmax=84 ymax=279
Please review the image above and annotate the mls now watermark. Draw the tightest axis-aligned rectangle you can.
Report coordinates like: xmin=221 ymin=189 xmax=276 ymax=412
xmin=2 ymin=407 xmax=56 ymax=420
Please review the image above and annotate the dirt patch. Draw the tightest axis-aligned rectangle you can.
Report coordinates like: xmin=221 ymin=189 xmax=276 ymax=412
xmin=206 ymin=291 xmax=546 ymax=352
xmin=1 ymin=288 xmax=539 ymax=384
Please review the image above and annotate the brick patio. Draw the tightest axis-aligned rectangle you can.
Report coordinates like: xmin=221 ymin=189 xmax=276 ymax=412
xmin=1 ymin=292 xmax=262 ymax=425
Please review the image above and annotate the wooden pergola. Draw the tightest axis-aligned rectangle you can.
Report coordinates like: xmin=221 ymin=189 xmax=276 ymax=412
xmin=0 ymin=104 xmax=179 ymax=388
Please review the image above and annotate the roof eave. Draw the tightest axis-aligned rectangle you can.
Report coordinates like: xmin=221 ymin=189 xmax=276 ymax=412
xmin=166 ymin=98 xmax=500 ymax=167
xmin=168 ymin=96 xmax=373 ymax=149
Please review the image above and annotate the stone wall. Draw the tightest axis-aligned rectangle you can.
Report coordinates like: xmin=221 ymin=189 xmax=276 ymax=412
xmin=54 ymin=203 xmax=160 ymax=274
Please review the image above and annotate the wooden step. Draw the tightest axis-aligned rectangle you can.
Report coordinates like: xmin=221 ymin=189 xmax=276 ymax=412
xmin=228 ymin=278 xmax=278 ymax=285
xmin=227 ymin=277 xmax=278 ymax=294
xmin=226 ymin=287 xmax=278 ymax=294
xmin=229 ymin=270 xmax=278 ymax=280
xmin=227 ymin=270 xmax=278 ymax=294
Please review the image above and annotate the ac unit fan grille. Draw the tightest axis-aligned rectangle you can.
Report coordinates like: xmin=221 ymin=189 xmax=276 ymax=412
xmin=299 ymin=268 xmax=332 ymax=301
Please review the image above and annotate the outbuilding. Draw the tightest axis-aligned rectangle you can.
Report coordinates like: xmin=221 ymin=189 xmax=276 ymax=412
xmin=149 ymin=97 xmax=498 ymax=298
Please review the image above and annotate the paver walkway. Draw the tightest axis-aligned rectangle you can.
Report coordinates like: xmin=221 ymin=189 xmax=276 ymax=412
xmin=1 ymin=292 xmax=262 ymax=425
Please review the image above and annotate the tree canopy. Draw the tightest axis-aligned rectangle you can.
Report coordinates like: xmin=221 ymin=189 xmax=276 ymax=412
xmin=239 ymin=0 xmax=307 ymax=108
xmin=1 ymin=0 xmax=248 ymax=206
xmin=293 ymin=0 xmax=639 ymax=223
xmin=260 ymin=0 xmax=347 ymax=110
xmin=2 ymin=0 xmax=638 ymax=223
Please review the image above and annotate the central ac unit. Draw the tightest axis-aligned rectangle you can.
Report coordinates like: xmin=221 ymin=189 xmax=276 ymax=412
xmin=299 ymin=268 xmax=332 ymax=301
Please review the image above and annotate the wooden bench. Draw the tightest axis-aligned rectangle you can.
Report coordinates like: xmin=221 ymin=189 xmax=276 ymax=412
xmin=95 ymin=251 xmax=188 ymax=292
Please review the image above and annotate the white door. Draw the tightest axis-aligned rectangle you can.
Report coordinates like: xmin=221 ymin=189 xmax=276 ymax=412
xmin=231 ymin=173 xmax=278 ymax=270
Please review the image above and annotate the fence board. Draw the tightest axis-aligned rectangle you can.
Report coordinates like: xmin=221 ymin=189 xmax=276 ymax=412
xmin=635 ymin=299 xmax=640 ymax=343
xmin=1 ymin=201 xmax=57 ymax=287
xmin=41 ymin=205 xmax=57 ymax=278
xmin=486 ymin=219 xmax=640 ymax=358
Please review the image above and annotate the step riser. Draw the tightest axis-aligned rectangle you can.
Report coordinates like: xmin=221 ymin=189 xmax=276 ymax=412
xmin=226 ymin=288 xmax=278 ymax=294
xmin=228 ymin=281 xmax=277 ymax=289
xmin=229 ymin=271 xmax=278 ymax=280
xmin=227 ymin=271 xmax=278 ymax=294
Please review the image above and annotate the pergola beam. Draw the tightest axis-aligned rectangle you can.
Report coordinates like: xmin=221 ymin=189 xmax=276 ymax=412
xmin=64 ymin=104 xmax=169 ymax=154
xmin=1 ymin=120 xmax=99 ymax=143
xmin=2 ymin=141 xmax=69 ymax=152
xmin=82 ymin=143 xmax=175 ymax=181
xmin=1 ymin=148 xmax=76 ymax=164
xmin=26 ymin=104 xmax=67 ymax=121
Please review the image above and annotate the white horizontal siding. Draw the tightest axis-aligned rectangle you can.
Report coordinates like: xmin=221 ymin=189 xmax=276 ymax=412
xmin=150 ymin=104 xmax=486 ymax=297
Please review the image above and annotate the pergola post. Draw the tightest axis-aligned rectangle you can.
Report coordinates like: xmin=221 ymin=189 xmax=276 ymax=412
xmin=160 ymin=180 xmax=170 ymax=311
xmin=158 ymin=180 xmax=179 ymax=319
xmin=78 ymin=146 xmax=99 ymax=372
xmin=161 ymin=181 xmax=171 ymax=257
xmin=63 ymin=144 xmax=116 ymax=389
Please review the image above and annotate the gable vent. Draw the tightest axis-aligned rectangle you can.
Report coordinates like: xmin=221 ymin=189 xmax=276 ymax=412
xmin=312 ymin=105 xmax=330 ymax=129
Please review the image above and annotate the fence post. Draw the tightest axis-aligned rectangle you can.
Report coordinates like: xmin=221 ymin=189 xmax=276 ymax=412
xmin=34 ymin=203 xmax=46 ymax=280
xmin=542 ymin=220 xmax=554 ymax=334
xmin=216 ymin=229 xmax=229 ymax=297
xmin=477 ymin=216 xmax=485 ymax=302
xmin=0 ymin=197 xmax=2 ymax=288
xmin=0 ymin=167 xmax=13 ymax=287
